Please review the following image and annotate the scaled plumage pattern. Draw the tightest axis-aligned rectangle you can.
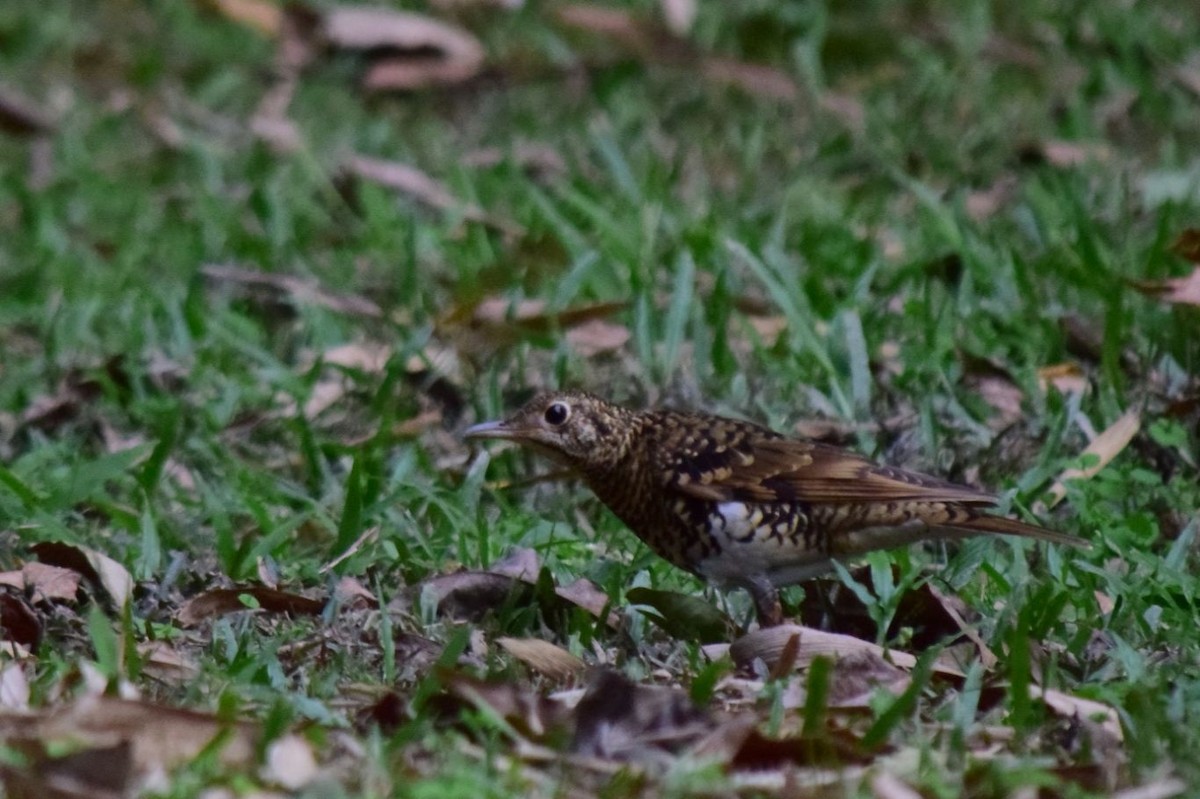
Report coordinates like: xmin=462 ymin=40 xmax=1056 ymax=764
xmin=465 ymin=391 xmax=1083 ymax=626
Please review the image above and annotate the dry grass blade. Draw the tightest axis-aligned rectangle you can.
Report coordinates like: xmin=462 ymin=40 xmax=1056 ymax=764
xmin=199 ymin=0 xmax=282 ymax=35
xmin=1044 ymin=408 xmax=1141 ymax=508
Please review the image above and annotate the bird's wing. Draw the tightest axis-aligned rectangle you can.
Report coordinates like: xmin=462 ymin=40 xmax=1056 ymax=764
xmin=651 ymin=415 xmax=994 ymax=506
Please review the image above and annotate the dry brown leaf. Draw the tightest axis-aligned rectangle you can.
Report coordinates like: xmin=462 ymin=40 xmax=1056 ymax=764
xmin=416 ymin=561 xmax=617 ymax=627
xmin=871 ymin=771 xmax=924 ymax=799
xmin=701 ymin=58 xmax=799 ymax=102
xmin=323 ymin=7 xmax=484 ymax=90
xmin=730 ymin=625 xmax=917 ymax=672
xmin=556 ymin=5 xmax=654 ymax=51
xmin=965 ymin=175 xmax=1018 ymax=221
xmin=1044 ymin=407 xmax=1141 ymax=508
xmin=176 ymin=586 xmax=326 ymax=626
xmin=263 ymin=734 xmax=319 ymax=790
xmin=0 ymin=84 xmax=55 ymax=137
xmin=961 ymin=355 xmax=1024 ymax=427
xmin=659 ymin=0 xmax=696 ymax=36
xmin=443 ymin=672 xmax=574 ymax=740
xmin=1131 ymin=268 xmax=1200 ymax=307
xmin=202 ymin=0 xmax=283 ymax=36
xmin=1170 ymin=229 xmax=1200 ymax=264
xmin=819 ymin=91 xmax=866 ymax=132
xmin=0 ymin=661 xmax=29 ymax=711
xmin=344 ymin=154 xmax=519 ymax=234
xmin=454 ymin=296 xmax=628 ymax=334
xmin=202 ymin=264 xmax=383 ymax=318
xmin=461 ymin=143 xmax=566 ymax=182
xmin=1034 ymin=686 xmax=1124 ymax=756
xmin=137 ymin=642 xmax=201 ymax=684
xmin=486 ymin=547 xmax=541 ymax=582
xmin=30 ymin=696 xmax=257 ymax=785
xmin=1040 ymin=140 xmax=1111 ymax=167
xmin=745 ymin=314 xmax=787 ymax=347
xmin=31 ymin=542 xmax=133 ymax=608
xmin=20 ymin=562 xmax=82 ymax=603
xmin=827 ymin=650 xmax=912 ymax=708
xmin=497 ymin=637 xmax=585 ymax=681
xmin=1037 ymin=362 xmax=1089 ymax=396
xmin=571 ymin=671 xmax=710 ymax=764
xmin=0 ymin=595 xmax=40 ymax=649
xmin=565 ymin=318 xmax=630 ymax=357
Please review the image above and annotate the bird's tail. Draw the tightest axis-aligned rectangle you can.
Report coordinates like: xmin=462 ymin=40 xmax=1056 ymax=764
xmin=940 ymin=514 xmax=1087 ymax=548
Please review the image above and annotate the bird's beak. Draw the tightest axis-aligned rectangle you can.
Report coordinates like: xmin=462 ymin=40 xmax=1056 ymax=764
xmin=464 ymin=420 xmax=514 ymax=441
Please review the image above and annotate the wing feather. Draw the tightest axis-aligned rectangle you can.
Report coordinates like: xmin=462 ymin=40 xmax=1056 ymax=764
xmin=650 ymin=414 xmax=994 ymax=506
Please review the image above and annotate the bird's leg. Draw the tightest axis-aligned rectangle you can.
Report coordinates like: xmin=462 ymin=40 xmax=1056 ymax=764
xmin=745 ymin=576 xmax=785 ymax=627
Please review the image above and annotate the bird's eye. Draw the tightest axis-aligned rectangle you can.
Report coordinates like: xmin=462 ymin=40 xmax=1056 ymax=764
xmin=544 ymin=402 xmax=570 ymax=426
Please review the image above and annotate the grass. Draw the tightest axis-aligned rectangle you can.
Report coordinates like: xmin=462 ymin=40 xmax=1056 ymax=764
xmin=1 ymin=0 xmax=1199 ymax=795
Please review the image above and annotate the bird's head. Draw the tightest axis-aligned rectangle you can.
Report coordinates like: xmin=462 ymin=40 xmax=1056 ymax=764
xmin=464 ymin=391 xmax=636 ymax=472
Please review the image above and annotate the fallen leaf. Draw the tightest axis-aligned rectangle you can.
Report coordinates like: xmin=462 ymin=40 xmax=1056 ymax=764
xmin=202 ymin=0 xmax=283 ymax=36
xmin=965 ymin=175 xmax=1018 ymax=221
xmin=486 ymin=547 xmax=541 ymax=582
xmin=31 ymin=542 xmax=133 ymax=608
xmin=961 ymin=353 xmax=1024 ymax=427
xmin=497 ymin=637 xmax=585 ymax=681
xmin=871 ymin=771 xmax=924 ymax=799
xmin=0 ymin=84 xmax=55 ymax=137
xmin=1169 ymin=229 xmax=1200 ymax=263
xmin=827 ymin=650 xmax=912 ymax=708
xmin=730 ymin=625 xmax=920 ymax=673
xmin=202 ymin=263 xmax=383 ymax=318
xmin=461 ymin=143 xmax=567 ymax=182
xmin=556 ymin=5 xmax=656 ymax=53
xmin=176 ymin=586 xmax=326 ymax=626
xmin=1037 ymin=362 xmax=1089 ymax=396
xmin=1034 ymin=686 xmax=1124 ymax=757
xmin=413 ymin=562 xmax=617 ymax=627
xmin=701 ymin=58 xmax=799 ymax=102
xmin=570 ymin=670 xmax=710 ymax=765
xmin=565 ymin=318 xmax=630 ymax=357
xmin=1038 ymin=140 xmax=1112 ymax=167
xmin=137 ymin=642 xmax=201 ymax=684
xmin=1044 ymin=408 xmax=1141 ymax=508
xmin=344 ymin=154 xmax=517 ymax=233
xmin=323 ymin=6 xmax=484 ymax=90
xmin=1131 ymin=267 xmax=1200 ymax=307
xmin=263 ymin=734 xmax=318 ymax=790
xmin=20 ymin=562 xmax=82 ymax=603
xmin=0 ymin=661 xmax=29 ymax=710
xmin=659 ymin=0 xmax=695 ymax=36
xmin=440 ymin=672 xmax=574 ymax=740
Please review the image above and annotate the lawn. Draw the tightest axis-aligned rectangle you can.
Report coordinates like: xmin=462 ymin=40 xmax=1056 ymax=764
xmin=0 ymin=0 xmax=1198 ymax=796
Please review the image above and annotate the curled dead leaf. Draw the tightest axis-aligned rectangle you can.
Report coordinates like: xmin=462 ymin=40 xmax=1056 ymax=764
xmin=176 ymin=586 xmax=326 ymax=626
xmin=730 ymin=624 xmax=918 ymax=673
xmin=31 ymin=542 xmax=133 ymax=608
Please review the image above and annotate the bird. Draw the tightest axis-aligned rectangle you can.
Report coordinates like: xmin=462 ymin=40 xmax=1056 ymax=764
xmin=464 ymin=390 xmax=1084 ymax=627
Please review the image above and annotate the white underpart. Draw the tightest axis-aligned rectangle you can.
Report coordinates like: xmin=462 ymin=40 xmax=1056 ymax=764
xmin=693 ymin=502 xmax=941 ymax=590
xmin=694 ymin=501 xmax=833 ymax=590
